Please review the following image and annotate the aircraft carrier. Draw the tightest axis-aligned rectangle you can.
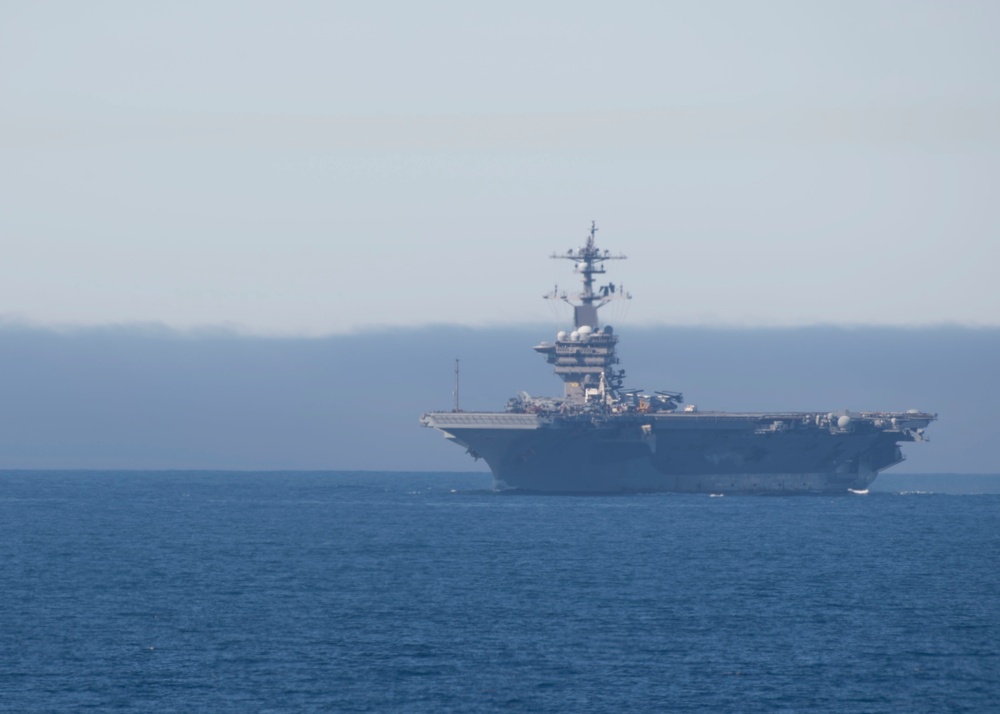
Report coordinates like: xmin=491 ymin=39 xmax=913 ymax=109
xmin=421 ymin=223 xmax=935 ymax=494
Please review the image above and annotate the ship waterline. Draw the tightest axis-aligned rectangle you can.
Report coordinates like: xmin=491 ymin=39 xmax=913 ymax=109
xmin=421 ymin=223 xmax=934 ymax=494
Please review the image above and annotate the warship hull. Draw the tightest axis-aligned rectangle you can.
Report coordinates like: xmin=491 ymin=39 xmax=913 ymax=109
xmin=422 ymin=410 xmax=932 ymax=494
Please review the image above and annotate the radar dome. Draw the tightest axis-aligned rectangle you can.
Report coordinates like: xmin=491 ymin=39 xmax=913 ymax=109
xmin=578 ymin=325 xmax=593 ymax=336
xmin=556 ymin=331 xmax=567 ymax=341
xmin=570 ymin=331 xmax=580 ymax=341
xmin=837 ymin=415 xmax=852 ymax=429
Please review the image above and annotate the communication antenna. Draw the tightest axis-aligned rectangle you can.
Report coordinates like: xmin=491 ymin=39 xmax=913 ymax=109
xmin=453 ymin=358 xmax=461 ymax=412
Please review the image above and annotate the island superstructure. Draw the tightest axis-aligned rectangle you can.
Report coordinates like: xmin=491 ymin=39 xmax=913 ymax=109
xmin=421 ymin=223 xmax=935 ymax=493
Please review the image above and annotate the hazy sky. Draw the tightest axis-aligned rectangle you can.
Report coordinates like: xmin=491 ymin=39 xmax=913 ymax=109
xmin=3 ymin=2 xmax=998 ymax=334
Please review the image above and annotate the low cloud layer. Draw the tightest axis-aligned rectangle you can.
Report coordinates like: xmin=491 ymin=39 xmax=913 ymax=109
xmin=0 ymin=324 xmax=995 ymax=473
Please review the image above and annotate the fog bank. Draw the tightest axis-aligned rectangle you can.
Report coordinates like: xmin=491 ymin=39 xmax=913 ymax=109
xmin=0 ymin=324 xmax=995 ymax=473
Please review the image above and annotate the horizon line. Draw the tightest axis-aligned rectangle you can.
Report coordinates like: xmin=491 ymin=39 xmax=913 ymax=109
xmin=1 ymin=316 xmax=998 ymax=339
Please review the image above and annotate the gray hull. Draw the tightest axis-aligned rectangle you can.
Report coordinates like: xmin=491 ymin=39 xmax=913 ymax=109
xmin=422 ymin=410 xmax=931 ymax=494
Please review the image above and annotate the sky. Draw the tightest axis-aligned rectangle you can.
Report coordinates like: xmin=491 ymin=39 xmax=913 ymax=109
xmin=3 ymin=2 xmax=999 ymax=335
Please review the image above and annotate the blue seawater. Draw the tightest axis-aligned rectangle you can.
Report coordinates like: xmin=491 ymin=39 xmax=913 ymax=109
xmin=1 ymin=471 xmax=998 ymax=713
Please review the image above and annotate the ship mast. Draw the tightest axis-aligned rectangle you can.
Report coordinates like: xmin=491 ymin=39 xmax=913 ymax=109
xmin=535 ymin=222 xmax=631 ymax=403
xmin=546 ymin=221 xmax=628 ymax=328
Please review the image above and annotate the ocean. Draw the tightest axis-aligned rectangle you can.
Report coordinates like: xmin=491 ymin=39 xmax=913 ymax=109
xmin=1 ymin=471 xmax=998 ymax=713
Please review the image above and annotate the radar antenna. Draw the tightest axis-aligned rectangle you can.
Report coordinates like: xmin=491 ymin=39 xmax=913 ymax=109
xmin=544 ymin=220 xmax=630 ymax=328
